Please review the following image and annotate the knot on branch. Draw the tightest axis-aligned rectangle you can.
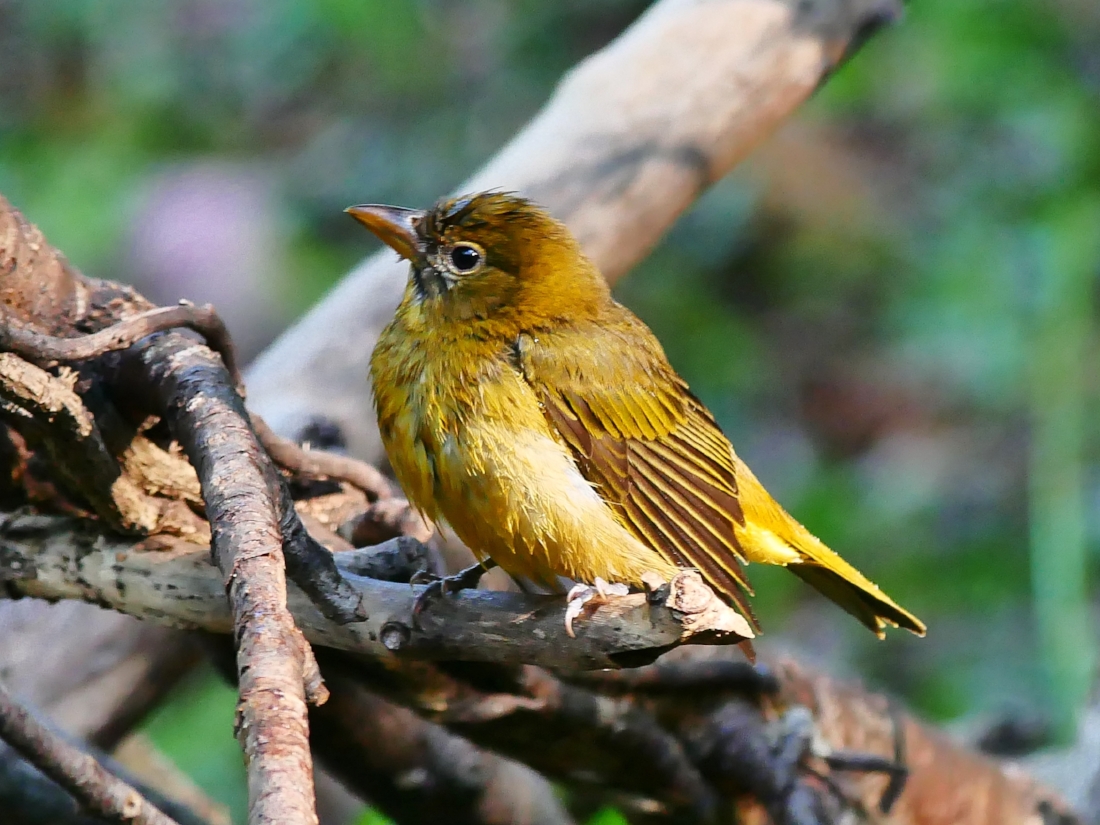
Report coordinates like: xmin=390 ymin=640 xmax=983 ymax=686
xmin=663 ymin=570 xmax=755 ymax=642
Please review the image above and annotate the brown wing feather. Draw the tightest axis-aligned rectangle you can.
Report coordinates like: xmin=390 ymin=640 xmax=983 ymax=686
xmin=520 ymin=319 xmax=757 ymax=626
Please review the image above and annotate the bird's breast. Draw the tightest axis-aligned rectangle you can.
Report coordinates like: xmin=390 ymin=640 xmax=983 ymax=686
xmin=370 ymin=324 xmax=547 ymax=520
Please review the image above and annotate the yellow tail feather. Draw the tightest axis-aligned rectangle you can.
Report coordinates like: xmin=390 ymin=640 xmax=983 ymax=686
xmin=732 ymin=456 xmax=926 ymax=637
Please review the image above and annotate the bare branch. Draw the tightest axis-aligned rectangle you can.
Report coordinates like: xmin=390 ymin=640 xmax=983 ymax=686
xmin=250 ymin=413 xmax=394 ymax=501
xmin=0 ymin=515 xmax=751 ymax=671
xmin=0 ymin=303 xmax=243 ymax=392
xmin=0 ymin=680 xmax=180 ymax=825
xmin=130 ymin=335 xmax=324 ymax=825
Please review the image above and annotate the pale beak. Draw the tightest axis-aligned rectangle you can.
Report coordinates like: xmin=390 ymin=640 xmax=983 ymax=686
xmin=345 ymin=204 xmax=427 ymax=263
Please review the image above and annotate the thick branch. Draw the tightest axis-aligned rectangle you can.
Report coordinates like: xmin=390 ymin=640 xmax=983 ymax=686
xmin=0 ymin=515 xmax=750 ymax=671
xmin=130 ymin=335 xmax=322 ymax=825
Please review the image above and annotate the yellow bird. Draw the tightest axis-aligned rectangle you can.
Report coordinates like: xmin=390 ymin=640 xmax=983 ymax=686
xmin=350 ymin=192 xmax=925 ymax=639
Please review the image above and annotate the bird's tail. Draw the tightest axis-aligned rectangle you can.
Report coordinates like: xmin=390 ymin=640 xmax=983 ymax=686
xmin=783 ymin=534 xmax=926 ymax=638
xmin=732 ymin=456 xmax=926 ymax=638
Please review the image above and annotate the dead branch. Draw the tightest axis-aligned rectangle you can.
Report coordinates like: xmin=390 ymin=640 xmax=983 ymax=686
xmin=0 ymin=303 xmax=242 ymax=391
xmin=128 ymin=334 xmax=324 ymax=825
xmin=250 ymin=413 xmax=393 ymax=501
xmin=1 ymin=728 xmax=221 ymax=825
xmin=0 ymin=680 xmax=180 ymax=825
xmin=0 ymin=515 xmax=751 ymax=670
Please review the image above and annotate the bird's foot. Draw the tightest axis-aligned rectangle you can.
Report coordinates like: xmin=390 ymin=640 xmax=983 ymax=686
xmin=564 ymin=577 xmax=630 ymax=638
xmin=411 ymin=559 xmax=497 ymax=625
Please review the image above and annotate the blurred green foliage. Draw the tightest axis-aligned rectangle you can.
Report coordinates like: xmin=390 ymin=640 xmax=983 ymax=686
xmin=2 ymin=0 xmax=1099 ymax=820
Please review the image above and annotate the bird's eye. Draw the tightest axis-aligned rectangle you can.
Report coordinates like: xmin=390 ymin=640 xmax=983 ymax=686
xmin=449 ymin=243 xmax=482 ymax=273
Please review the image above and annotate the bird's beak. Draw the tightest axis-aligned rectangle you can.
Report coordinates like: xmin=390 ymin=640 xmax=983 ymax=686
xmin=345 ymin=204 xmax=427 ymax=263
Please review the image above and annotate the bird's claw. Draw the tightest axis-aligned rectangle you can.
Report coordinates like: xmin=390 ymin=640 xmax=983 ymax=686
xmin=411 ymin=559 xmax=496 ymax=625
xmin=564 ymin=577 xmax=629 ymax=638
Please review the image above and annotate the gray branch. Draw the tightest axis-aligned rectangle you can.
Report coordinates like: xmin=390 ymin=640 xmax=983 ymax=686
xmin=0 ymin=514 xmax=751 ymax=672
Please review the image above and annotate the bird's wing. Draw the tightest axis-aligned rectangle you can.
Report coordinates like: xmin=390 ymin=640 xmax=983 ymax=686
xmin=513 ymin=311 xmax=756 ymax=625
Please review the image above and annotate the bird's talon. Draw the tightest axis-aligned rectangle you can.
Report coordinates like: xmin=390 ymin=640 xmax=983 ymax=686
xmin=564 ymin=579 xmax=630 ymax=637
xmin=410 ymin=559 xmax=496 ymax=626
xmin=409 ymin=568 xmax=439 ymax=587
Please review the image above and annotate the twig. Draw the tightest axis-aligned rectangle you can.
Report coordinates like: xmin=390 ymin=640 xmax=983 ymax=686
xmin=0 ymin=680 xmax=180 ymax=825
xmin=1 ymin=734 xmax=221 ymax=825
xmin=272 ymin=467 xmax=369 ymax=623
xmin=250 ymin=412 xmax=393 ymax=501
xmin=0 ymin=303 xmax=243 ymax=391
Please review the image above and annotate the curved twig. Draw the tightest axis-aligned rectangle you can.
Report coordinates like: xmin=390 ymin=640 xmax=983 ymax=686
xmin=0 ymin=303 xmax=243 ymax=391
xmin=251 ymin=412 xmax=394 ymax=501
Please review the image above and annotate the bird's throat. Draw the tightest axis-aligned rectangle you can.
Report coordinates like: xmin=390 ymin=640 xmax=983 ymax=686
xmin=411 ymin=264 xmax=449 ymax=302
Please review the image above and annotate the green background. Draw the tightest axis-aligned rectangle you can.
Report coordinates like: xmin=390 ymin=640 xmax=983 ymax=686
xmin=2 ymin=1 xmax=1098 ymax=821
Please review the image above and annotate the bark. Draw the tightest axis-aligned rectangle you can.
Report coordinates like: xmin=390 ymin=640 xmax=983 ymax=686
xmin=0 ymin=680 xmax=180 ymax=825
xmin=0 ymin=516 xmax=751 ymax=671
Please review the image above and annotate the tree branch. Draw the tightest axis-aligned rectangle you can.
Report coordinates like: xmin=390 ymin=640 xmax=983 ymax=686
xmin=128 ymin=334 xmax=324 ymax=825
xmin=0 ymin=514 xmax=750 ymax=671
xmin=0 ymin=680 xmax=180 ymax=825
xmin=0 ymin=303 xmax=242 ymax=392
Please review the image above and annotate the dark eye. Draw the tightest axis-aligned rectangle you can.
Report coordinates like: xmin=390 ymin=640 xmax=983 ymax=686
xmin=449 ymin=244 xmax=482 ymax=272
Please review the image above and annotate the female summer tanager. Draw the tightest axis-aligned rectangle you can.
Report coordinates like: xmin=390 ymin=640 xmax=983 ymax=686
xmin=350 ymin=192 xmax=925 ymax=639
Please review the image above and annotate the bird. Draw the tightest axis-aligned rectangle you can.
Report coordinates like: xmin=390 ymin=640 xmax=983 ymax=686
xmin=348 ymin=191 xmax=925 ymax=640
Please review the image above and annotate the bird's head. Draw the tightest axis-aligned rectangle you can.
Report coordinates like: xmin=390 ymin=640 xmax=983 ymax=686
xmin=346 ymin=192 xmax=608 ymax=330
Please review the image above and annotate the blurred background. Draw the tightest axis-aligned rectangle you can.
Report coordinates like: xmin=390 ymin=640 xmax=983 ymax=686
xmin=1 ymin=0 xmax=1099 ymax=822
